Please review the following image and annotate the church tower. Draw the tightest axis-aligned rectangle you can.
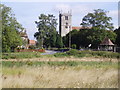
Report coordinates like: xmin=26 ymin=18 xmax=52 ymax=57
xmin=59 ymin=11 xmax=72 ymax=37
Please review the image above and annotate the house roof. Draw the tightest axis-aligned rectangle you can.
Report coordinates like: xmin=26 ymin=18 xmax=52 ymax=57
xmin=100 ymin=37 xmax=114 ymax=46
xmin=72 ymin=26 xmax=91 ymax=30
xmin=19 ymin=31 xmax=28 ymax=38
xmin=20 ymin=33 xmax=28 ymax=37
xmin=29 ymin=40 xmax=36 ymax=45
xmin=72 ymin=27 xmax=83 ymax=30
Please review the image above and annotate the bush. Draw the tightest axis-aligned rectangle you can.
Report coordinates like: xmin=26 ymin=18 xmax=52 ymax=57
xmin=54 ymin=53 xmax=69 ymax=57
xmin=53 ymin=50 xmax=120 ymax=59
xmin=66 ymin=49 xmax=79 ymax=55
xmin=29 ymin=45 xmax=36 ymax=49
xmin=71 ymin=44 xmax=77 ymax=49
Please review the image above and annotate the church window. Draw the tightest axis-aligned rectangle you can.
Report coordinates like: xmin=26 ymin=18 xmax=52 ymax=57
xmin=65 ymin=26 xmax=68 ymax=28
xmin=65 ymin=16 xmax=68 ymax=20
xmin=66 ymin=22 xmax=68 ymax=25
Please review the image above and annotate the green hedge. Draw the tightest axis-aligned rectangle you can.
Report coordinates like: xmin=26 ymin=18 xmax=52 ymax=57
xmin=54 ymin=49 xmax=120 ymax=59
xmin=2 ymin=49 xmax=120 ymax=59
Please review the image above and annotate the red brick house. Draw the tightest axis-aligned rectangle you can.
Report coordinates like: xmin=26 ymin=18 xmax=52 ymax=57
xmin=72 ymin=26 xmax=91 ymax=30
xmin=29 ymin=40 xmax=36 ymax=46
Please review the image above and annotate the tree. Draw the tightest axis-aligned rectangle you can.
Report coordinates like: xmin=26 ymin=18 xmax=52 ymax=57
xmin=56 ymin=33 xmax=63 ymax=48
xmin=71 ymin=44 xmax=76 ymax=49
xmin=1 ymin=4 xmax=24 ymax=52
xmin=80 ymin=9 xmax=114 ymax=30
xmin=63 ymin=29 xmax=79 ymax=48
xmin=85 ymin=27 xmax=116 ymax=48
xmin=34 ymin=14 xmax=57 ymax=48
xmin=114 ymin=27 xmax=120 ymax=46
xmin=63 ymin=28 xmax=116 ymax=49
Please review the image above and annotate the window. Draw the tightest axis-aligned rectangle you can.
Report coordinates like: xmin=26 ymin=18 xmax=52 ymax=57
xmin=66 ymin=22 xmax=68 ymax=25
xmin=65 ymin=26 xmax=68 ymax=28
xmin=65 ymin=16 xmax=68 ymax=20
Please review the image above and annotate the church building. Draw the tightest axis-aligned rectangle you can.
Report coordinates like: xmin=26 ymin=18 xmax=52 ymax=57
xmin=59 ymin=11 xmax=72 ymax=37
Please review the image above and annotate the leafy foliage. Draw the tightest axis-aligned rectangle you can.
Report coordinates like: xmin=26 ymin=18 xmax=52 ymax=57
xmin=29 ymin=45 xmax=36 ymax=49
xmin=2 ymin=49 xmax=120 ymax=59
xmin=34 ymin=14 xmax=58 ymax=48
xmin=71 ymin=44 xmax=77 ymax=49
xmin=80 ymin=9 xmax=114 ymax=30
xmin=54 ymin=49 xmax=120 ymax=59
xmin=114 ymin=27 xmax=120 ymax=46
xmin=1 ymin=4 xmax=24 ymax=52
xmin=63 ymin=28 xmax=116 ymax=49
xmin=56 ymin=33 xmax=63 ymax=48
xmin=66 ymin=49 xmax=79 ymax=55
xmin=63 ymin=9 xmax=116 ymax=49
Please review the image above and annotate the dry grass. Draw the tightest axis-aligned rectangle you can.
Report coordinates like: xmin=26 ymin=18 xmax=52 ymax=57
xmin=0 ymin=70 xmax=2 ymax=89
xmin=2 ymin=65 xmax=118 ymax=88
xmin=2 ymin=57 xmax=118 ymax=62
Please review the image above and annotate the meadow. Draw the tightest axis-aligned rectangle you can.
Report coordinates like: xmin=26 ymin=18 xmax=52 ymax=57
xmin=1 ymin=50 xmax=120 ymax=88
xmin=2 ymin=60 xmax=119 ymax=88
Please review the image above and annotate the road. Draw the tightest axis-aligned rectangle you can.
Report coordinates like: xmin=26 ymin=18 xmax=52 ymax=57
xmin=41 ymin=50 xmax=60 ymax=55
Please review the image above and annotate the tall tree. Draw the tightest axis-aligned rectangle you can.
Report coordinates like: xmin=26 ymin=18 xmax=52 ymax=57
xmin=1 ymin=4 xmax=24 ymax=52
xmin=63 ymin=28 xmax=116 ymax=49
xmin=80 ymin=9 xmax=114 ymax=30
xmin=34 ymin=14 xmax=57 ymax=48
xmin=56 ymin=33 xmax=63 ymax=48
xmin=114 ymin=27 xmax=120 ymax=46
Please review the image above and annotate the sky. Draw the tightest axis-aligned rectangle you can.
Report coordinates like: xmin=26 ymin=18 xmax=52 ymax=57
xmin=1 ymin=0 xmax=119 ymax=40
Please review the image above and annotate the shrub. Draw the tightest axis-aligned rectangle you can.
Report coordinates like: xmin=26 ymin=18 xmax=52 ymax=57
xmin=71 ymin=44 xmax=77 ymax=49
xmin=29 ymin=45 xmax=36 ymax=49
xmin=54 ymin=53 xmax=68 ymax=57
xmin=66 ymin=49 xmax=79 ymax=55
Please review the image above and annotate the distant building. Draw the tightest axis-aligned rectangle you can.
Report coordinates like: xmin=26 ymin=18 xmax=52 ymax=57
xmin=59 ymin=11 xmax=72 ymax=37
xmin=72 ymin=27 xmax=82 ymax=30
xmin=98 ymin=37 xmax=115 ymax=52
xmin=20 ymin=29 xmax=29 ymax=41
xmin=19 ymin=29 xmax=29 ymax=49
xmin=72 ymin=26 xmax=92 ymax=30
xmin=29 ymin=40 xmax=36 ymax=46
xmin=19 ymin=29 xmax=37 ymax=49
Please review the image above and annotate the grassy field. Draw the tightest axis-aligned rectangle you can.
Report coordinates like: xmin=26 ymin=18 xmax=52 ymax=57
xmin=2 ymin=59 xmax=119 ymax=88
xmin=2 ymin=50 xmax=120 ymax=59
xmin=2 ymin=52 xmax=42 ymax=59
xmin=1 ymin=50 xmax=120 ymax=88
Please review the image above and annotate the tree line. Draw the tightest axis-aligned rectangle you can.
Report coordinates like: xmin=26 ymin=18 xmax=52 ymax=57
xmin=35 ymin=9 xmax=120 ymax=49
